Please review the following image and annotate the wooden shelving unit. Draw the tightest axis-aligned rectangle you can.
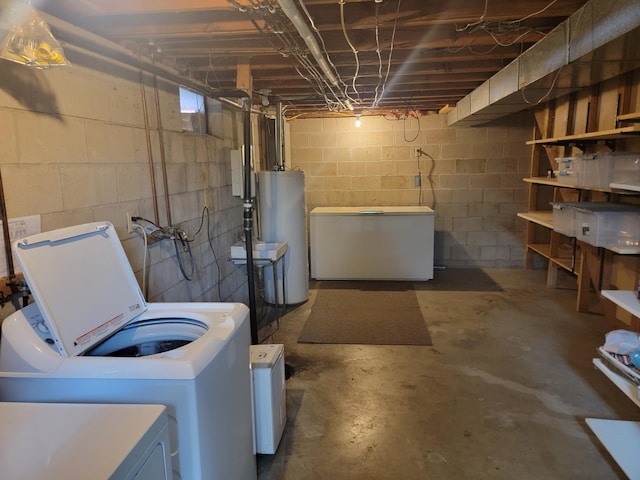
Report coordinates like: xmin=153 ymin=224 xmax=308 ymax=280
xmin=518 ymin=90 xmax=640 ymax=312
xmin=526 ymin=124 xmax=640 ymax=149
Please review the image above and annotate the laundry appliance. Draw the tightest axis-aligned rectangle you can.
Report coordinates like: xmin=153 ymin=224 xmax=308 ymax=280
xmin=0 ymin=222 xmax=256 ymax=480
xmin=0 ymin=402 xmax=173 ymax=480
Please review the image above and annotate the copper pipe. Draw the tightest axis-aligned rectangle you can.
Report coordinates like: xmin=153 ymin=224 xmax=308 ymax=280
xmin=152 ymin=72 xmax=172 ymax=227
xmin=139 ymin=70 xmax=160 ymax=225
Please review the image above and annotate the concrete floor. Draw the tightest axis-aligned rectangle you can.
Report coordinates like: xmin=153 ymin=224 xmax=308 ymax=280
xmin=256 ymin=268 xmax=640 ymax=480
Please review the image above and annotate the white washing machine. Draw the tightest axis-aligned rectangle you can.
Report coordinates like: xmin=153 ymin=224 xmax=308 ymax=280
xmin=0 ymin=402 xmax=172 ymax=480
xmin=0 ymin=222 xmax=256 ymax=480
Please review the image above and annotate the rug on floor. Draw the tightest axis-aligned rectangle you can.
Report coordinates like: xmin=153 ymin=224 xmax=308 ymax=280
xmin=298 ymin=281 xmax=432 ymax=346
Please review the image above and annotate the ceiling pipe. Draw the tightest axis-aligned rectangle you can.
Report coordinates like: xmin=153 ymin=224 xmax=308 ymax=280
xmin=276 ymin=0 xmax=339 ymax=87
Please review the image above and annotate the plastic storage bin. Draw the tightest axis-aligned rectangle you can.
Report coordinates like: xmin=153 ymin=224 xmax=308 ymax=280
xmin=555 ymin=157 xmax=579 ymax=186
xmin=578 ymin=154 xmax=610 ymax=188
xmin=575 ymin=203 xmax=640 ymax=249
xmin=578 ymin=152 xmax=640 ymax=189
xmin=552 ymin=202 xmax=617 ymax=238
xmin=609 ymin=152 xmax=640 ymax=189
xmin=552 ymin=202 xmax=579 ymax=237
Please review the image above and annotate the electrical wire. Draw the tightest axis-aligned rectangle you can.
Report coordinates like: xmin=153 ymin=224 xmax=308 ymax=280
xmin=456 ymin=0 xmax=489 ymax=32
xmin=373 ymin=0 xmax=402 ymax=110
xmin=132 ymin=216 xmax=194 ymax=282
xmin=297 ymin=0 xmax=346 ymax=94
xmin=338 ymin=0 xmax=361 ymax=103
xmin=204 ymin=206 xmax=224 ymax=301
xmin=184 ymin=206 xmax=223 ymax=300
xmin=403 ymin=98 xmax=421 ymax=143
xmin=503 ymin=0 xmax=558 ymax=24
xmin=481 ymin=26 xmax=544 ymax=48
xmin=521 ymin=64 xmax=564 ymax=105
xmin=173 ymin=229 xmax=194 ymax=281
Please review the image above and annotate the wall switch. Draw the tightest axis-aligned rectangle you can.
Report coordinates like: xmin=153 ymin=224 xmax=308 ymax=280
xmin=414 ymin=175 xmax=421 ymax=187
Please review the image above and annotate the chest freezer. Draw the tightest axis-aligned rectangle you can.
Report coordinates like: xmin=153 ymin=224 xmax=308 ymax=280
xmin=310 ymin=206 xmax=435 ymax=280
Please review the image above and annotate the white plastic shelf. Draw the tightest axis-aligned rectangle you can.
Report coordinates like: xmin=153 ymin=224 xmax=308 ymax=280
xmin=601 ymin=290 xmax=640 ymax=318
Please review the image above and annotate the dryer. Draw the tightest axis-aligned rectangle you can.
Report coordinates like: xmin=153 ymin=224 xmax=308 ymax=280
xmin=0 ymin=222 xmax=256 ymax=480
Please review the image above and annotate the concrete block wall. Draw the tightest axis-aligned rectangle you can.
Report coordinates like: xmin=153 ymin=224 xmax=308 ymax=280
xmin=0 ymin=56 xmax=248 ymax=314
xmin=288 ymin=112 xmax=533 ymax=268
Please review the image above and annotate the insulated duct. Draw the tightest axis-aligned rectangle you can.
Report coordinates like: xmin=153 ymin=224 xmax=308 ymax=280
xmin=448 ymin=0 xmax=640 ymax=126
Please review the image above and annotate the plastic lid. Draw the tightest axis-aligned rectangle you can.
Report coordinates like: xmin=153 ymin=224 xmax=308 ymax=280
xmin=250 ymin=344 xmax=283 ymax=368
xmin=13 ymin=222 xmax=146 ymax=356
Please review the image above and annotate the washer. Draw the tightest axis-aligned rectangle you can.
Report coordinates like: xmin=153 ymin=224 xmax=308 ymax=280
xmin=0 ymin=402 xmax=172 ymax=480
xmin=0 ymin=222 xmax=256 ymax=480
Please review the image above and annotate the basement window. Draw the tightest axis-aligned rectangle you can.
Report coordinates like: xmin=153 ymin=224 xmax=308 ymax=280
xmin=179 ymin=86 xmax=207 ymax=134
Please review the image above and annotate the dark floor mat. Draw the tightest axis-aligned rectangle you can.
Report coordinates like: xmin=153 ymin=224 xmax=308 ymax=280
xmin=298 ymin=281 xmax=432 ymax=346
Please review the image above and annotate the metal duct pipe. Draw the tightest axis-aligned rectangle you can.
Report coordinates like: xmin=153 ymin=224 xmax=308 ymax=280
xmin=277 ymin=0 xmax=338 ymax=86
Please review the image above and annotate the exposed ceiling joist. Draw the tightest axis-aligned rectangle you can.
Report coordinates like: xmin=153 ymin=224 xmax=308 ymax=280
xmin=7 ymin=0 xmax=593 ymax=118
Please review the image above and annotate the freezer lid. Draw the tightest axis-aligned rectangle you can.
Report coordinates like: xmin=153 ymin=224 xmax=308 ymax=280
xmin=13 ymin=221 xmax=147 ymax=357
xmin=310 ymin=206 xmax=434 ymax=215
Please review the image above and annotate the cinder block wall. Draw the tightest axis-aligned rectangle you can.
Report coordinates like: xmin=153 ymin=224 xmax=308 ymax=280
xmin=288 ymin=112 xmax=533 ymax=268
xmin=0 ymin=57 xmax=248 ymax=313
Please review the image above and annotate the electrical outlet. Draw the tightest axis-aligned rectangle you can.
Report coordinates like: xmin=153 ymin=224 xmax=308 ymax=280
xmin=414 ymin=147 xmax=421 ymax=157
xmin=126 ymin=210 xmax=137 ymax=234
xmin=414 ymin=175 xmax=421 ymax=187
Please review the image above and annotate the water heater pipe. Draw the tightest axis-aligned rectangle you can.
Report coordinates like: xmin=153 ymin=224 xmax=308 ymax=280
xmin=275 ymin=101 xmax=284 ymax=170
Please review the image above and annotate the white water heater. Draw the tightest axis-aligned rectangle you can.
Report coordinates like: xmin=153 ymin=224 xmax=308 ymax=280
xmin=258 ymin=170 xmax=309 ymax=305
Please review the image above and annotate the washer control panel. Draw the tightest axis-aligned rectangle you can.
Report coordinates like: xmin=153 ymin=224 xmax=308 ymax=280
xmin=21 ymin=302 xmax=57 ymax=350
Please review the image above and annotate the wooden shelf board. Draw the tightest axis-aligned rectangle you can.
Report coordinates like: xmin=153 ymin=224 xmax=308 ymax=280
xmin=527 ymin=243 xmax=551 ymax=258
xmin=617 ymin=112 xmax=640 ymax=122
xmin=550 ymin=256 xmax=575 ymax=272
xmin=525 ymin=177 xmax=639 ymax=194
xmin=523 ymin=177 xmax=559 ymax=187
xmin=517 ymin=211 xmax=553 ymax=229
xmin=526 ymin=125 xmax=640 ymax=146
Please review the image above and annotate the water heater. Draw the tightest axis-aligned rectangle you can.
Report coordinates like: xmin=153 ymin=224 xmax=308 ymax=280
xmin=258 ymin=170 xmax=309 ymax=305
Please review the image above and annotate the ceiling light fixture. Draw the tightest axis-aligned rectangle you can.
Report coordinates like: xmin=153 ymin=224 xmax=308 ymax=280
xmin=355 ymin=115 xmax=361 ymax=128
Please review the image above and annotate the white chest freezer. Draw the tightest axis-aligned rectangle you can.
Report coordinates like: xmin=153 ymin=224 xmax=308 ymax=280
xmin=310 ymin=206 xmax=435 ymax=280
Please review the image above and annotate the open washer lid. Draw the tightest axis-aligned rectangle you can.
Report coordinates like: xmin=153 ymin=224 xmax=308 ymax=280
xmin=13 ymin=221 xmax=147 ymax=357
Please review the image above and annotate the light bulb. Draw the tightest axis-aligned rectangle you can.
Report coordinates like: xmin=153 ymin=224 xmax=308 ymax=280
xmin=355 ymin=117 xmax=361 ymax=128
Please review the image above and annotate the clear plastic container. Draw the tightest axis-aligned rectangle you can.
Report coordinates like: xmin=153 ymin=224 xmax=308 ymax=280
xmin=575 ymin=203 xmax=640 ymax=248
